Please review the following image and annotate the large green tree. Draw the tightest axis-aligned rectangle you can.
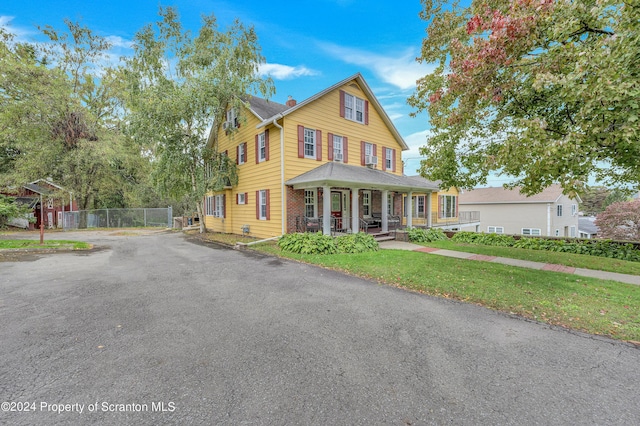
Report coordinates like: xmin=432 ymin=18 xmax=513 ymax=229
xmin=0 ymin=22 xmax=141 ymax=212
xmin=409 ymin=0 xmax=640 ymax=195
xmin=123 ymin=7 xmax=274 ymax=232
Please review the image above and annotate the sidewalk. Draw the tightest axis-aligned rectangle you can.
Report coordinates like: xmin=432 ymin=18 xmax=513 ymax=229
xmin=378 ymin=240 xmax=640 ymax=286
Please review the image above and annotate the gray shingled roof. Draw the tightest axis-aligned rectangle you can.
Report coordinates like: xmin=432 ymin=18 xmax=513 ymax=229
xmin=459 ymin=184 xmax=569 ymax=204
xmin=286 ymin=162 xmax=440 ymax=192
xmin=23 ymin=183 xmax=52 ymax=195
xmin=246 ymin=96 xmax=289 ymax=121
xmin=579 ymin=217 xmax=599 ymax=236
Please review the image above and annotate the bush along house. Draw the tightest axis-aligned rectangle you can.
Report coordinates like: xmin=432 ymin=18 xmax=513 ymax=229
xmin=205 ymin=73 xmax=458 ymax=239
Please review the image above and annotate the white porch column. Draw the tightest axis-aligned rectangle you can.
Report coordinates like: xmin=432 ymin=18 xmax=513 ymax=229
xmin=322 ymin=186 xmax=331 ymax=235
xmin=427 ymin=191 xmax=433 ymax=228
xmin=351 ymin=189 xmax=360 ymax=233
xmin=381 ymin=190 xmax=389 ymax=232
xmin=407 ymin=191 xmax=413 ymax=228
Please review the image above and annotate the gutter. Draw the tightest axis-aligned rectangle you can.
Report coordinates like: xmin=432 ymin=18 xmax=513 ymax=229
xmin=269 ymin=114 xmax=286 ymax=235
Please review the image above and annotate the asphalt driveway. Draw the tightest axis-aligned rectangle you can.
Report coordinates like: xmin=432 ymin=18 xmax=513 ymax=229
xmin=1 ymin=230 xmax=639 ymax=425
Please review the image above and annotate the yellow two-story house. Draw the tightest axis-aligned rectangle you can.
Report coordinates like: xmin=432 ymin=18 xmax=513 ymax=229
xmin=205 ymin=73 xmax=459 ymax=239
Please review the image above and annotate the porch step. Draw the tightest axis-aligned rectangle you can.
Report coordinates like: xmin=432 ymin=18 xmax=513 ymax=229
xmin=375 ymin=236 xmax=396 ymax=242
xmin=370 ymin=231 xmax=396 ymax=242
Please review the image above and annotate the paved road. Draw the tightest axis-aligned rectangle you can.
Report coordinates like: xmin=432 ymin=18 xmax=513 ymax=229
xmin=1 ymin=231 xmax=639 ymax=425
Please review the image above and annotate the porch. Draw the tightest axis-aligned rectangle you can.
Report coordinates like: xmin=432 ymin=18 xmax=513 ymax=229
xmin=286 ymin=162 xmax=442 ymax=237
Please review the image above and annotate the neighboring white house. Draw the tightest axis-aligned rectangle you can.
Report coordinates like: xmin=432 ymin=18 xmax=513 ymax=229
xmin=578 ymin=216 xmax=600 ymax=239
xmin=458 ymin=185 xmax=581 ymax=237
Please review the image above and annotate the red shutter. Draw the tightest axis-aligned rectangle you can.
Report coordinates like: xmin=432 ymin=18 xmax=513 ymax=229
xmin=255 ymin=134 xmax=259 ymax=164
xmin=316 ymin=130 xmax=322 ymax=161
xmin=339 ymin=90 xmax=345 ymax=118
xmin=361 ymin=141 xmax=366 ymax=166
xmin=265 ymin=129 xmax=270 ymax=161
xmin=245 ymin=192 xmax=248 ymax=204
xmin=297 ymin=125 xmax=304 ymax=158
xmin=256 ymin=191 xmax=260 ymax=219
xmin=328 ymin=133 xmax=334 ymax=161
xmin=381 ymin=147 xmax=387 ymax=171
xmin=455 ymin=195 xmax=459 ymax=218
xmin=438 ymin=195 xmax=442 ymax=219
xmin=243 ymin=142 xmax=247 ymax=163
xmin=265 ymin=189 xmax=270 ymax=220
xmin=373 ymin=144 xmax=377 ymax=158
xmin=223 ymin=195 xmax=226 ymax=218
xmin=236 ymin=193 xmax=239 ymax=204
xmin=364 ymin=100 xmax=369 ymax=125
xmin=236 ymin=145 xmax=239 ymax=165
xmin=343 ymin=137 xmax=348 ymax=163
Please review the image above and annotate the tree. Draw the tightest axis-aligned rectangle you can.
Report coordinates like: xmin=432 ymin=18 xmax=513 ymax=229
xmin=409 ymin=0 xmax=640 ymax=195
xmin=595 ymin=200 xmax=640 ymax=241
xmin=123 ymin=7 xmax=274 ymax=232
xmin=0 ymin=22 xmax=142 ymax=215
xmin=0 ymin=195 xmax=34 ymax=228
xmin=580 ymin=185 xmax=630 ymax=215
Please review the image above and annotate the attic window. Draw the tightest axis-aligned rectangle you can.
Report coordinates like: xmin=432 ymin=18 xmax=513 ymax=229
xmin=340 ymin=90 xmax=369 ymax=125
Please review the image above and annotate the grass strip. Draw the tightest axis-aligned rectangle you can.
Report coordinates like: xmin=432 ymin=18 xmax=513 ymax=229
xmin=255 ymin=242 xmax=640 ymax=343
xmin=0 ymin=239 xmax=91 ymax=250
xmin=421 ymin=240 xmax=640 ymax=276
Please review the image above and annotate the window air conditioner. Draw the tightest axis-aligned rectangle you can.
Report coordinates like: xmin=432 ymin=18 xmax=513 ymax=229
xmin=365 ymin=155 xmax=378 ymax=166
xmin=222 ymin=121 xmax=231 ymax=131
xmin=334 ymin=153 xmax=343 ymax=162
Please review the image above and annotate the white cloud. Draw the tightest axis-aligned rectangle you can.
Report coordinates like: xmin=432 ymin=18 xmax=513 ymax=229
xmin=104 ymin=35 xmax=133 ymax=50
xmin=259 ymin=63 xmax=319 ymax=80
xmin=317 ymin=42 xmax=435 ymax=91
xmin=0 ymin=15 xmax=36 ymax=39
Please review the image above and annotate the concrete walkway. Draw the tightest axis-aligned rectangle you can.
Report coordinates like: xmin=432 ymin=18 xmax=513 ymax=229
xmin=379 ymin=240 xmax=640 ymax=286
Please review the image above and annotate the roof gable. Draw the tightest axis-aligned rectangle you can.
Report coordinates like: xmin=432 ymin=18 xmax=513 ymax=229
xmin=256 ymin=73 xmax=409 ymax=150
xmin=459 ymin=184 xmax=580 ymax=204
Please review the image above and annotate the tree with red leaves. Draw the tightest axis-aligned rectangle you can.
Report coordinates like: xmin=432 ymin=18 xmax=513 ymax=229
xmin=596 ymin=199 xmax=640 ymax=241
xmin=409 ymin=0 xmax=640 ymax=196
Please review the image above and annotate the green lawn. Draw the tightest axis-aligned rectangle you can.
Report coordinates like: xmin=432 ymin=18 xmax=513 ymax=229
xmin=420 ymin=240 xmax=640 ymax=276
xmin=255 ymin=242 xmax=640 ymax=343
xmin=0 ymin=239 xmax=91 ymax=250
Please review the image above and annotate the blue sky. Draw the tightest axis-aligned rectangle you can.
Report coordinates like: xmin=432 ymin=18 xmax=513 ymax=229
xmin=1 ymin=0 xmax=443 ymax=176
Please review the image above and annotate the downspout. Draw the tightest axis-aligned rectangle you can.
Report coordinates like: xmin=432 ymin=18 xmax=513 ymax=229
xmin=270 ymin=114 xmax=286 ymax=235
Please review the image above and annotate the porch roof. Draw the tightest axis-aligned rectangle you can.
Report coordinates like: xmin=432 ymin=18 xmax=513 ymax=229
xmin=285 ymin=162 xmax=440 ymax=192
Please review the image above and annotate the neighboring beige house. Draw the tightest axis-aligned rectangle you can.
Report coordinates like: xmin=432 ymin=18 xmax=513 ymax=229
xmin=458 ymin=185 xmax=581 ymax=237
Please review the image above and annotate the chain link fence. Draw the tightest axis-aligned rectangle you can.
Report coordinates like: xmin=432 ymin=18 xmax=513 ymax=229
xmin=62 ymin=207 xmax=172 ymax=230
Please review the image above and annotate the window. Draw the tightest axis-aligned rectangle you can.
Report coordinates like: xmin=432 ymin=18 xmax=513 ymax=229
xmin=226 ymin=108 xmax=238 ymax=128
xmin=488 ymin=226 xmax=504 ymax=234
xmin=258 ymin=133 xmax=266 ymax=162
xmin=213 ymin=195 xmax=225 ymax=218
xmin=206 ymin=196 xmax=214 ymax=216
xmin=570 ymin=226 xmax=576 ymax=237
xmin=522 ymin=228 xmax=541 ymax=236
xmin=362 ymin=191 xmax=371 ymax=217
xmin=333 ymin=135 xmax=343 ymax=162
xmin=385 ymin=147 xmax=393 ymax=171
xmin=387 ymin=194 xmax=394 ymax=215
xmin=364 ymin=142 xmax=373 ymax=157
xmin=304 ymin=190 xmax=317 ymax=218
xmin=417 ymin=196 xmax=425 ymax=218
xmin=237 ymin=143 xmax=246 ymax=165
xmin=439 ymin=195 xmax=457 ymax=219
xmin=343 ymin=92 xmax=366 ymax=124
xmin=237 ymin=193 xmax=246 ymax=205
xmin=257 ymin=190 xmax=269 ymax=220
xmin=571 ymin=204 xmax=577 ymax=216
xmin=304 ymin=128 xmax=316 ymax=158
xmin=557 ymin=205 xmax=563 ymax=217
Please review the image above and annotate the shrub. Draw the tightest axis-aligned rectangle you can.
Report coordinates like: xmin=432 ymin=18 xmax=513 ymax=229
xmin=451 ymin=231 xmax=515 ymax=246
xmin=278 ymin=232 xmax=337 ymax=255
xmin=278 ymin=232 xmax=379 ymax=255
xmin=336 ymin=232 xmax=379 ymax=253
xmin=514 ymin=237 xmax=640 ymax=262
xmin=408 ymin=227 xmax=448 ymax=243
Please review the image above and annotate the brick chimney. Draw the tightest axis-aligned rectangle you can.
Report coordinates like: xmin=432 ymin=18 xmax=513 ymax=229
xmin=286 ymin=95 xmax=297 ymax=107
